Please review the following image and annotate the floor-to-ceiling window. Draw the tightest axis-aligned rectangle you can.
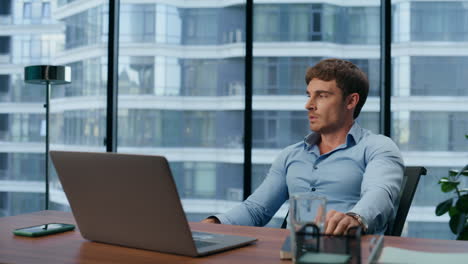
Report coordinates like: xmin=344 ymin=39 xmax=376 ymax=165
xmin=1 ymin=0 xmax=467 ymax=241
xmin=116 ymin=3 xmax=246 ymax=221
xmin=392 ymin=0 xmax=468 ymax=239
xmin=251 ymin=1 xmax=381 ymax=226
xmin=46 ymin=1 xmax=108 ymax=211
xmin=0 ymin=0 xmax=61 ymax=216
xmin=0 ymin=0 xmax=108 ymax=216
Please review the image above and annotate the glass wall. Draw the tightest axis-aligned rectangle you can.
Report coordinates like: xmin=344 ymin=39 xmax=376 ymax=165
xmin=392 ymin=0 xmax=468 ymax=238
xmin=0 ymin=0 xmax=108 ymax=215
xmin=251 ymin=1 xmax=381 ymax=226
xmin=47 ymin=1 xmax=108 ymax=210
xmin=410 ymin=1 xmax=468 ymax=42
xmin=254 ymin=4 xmax=379 ymax=44
xmin=117 ymin=3 xmax=246 ymax=221
xmin=410 ymin=57 xmax=468 ymax=96
xmin=0 ymin=0 xmax=58 ymax=216
xmin=1 ymin=0 xmax=467 ymax=241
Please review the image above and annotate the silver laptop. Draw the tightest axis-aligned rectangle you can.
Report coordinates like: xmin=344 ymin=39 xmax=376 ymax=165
xmin=50 ymin=151 xmax=256 ymax=257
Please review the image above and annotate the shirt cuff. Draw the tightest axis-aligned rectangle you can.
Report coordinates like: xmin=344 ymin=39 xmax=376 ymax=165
xmin=211 ymin=214 xmax=232 ymax=225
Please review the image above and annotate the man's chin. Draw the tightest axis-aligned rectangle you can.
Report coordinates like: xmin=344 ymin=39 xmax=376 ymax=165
xmin=309 ymin=125 xmax=321 ymax=133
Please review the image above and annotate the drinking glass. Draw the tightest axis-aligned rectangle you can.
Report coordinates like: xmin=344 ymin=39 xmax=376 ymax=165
xmin=289 ymin=193 xmax=327 ymax=263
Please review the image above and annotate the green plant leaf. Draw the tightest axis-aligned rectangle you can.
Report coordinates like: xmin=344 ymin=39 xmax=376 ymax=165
xmin=449 ymin=169 xmax=468 ymax=177
xmin=450 ymin=213 xmax=466 ymax=235
xmin=441 ymin=181 xmax=460 ymax=193
xmin=456 ymin=225 xmax=468 ymax=240
xmin=456 ymin=195 xmax=468 ymax=213
xmin=449 ymin=216 xmax=459 ymax=234
xmin=436 ymin=198 xmax=453 ymax=216
xmin=449 ymin=206 xmax=460 ymax=217
xmin=439 ymin=177 xmax=449 ymax=182
xmin=465 ymin=134 xmax=468 ymax=139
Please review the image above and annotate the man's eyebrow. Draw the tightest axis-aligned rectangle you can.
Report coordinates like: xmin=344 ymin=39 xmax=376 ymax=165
xmin=314 ymin=90 xmax=334 ymax=94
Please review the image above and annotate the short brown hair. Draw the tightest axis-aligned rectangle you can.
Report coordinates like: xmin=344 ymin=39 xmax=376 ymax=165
xmin=305 ymin=58 xmax=369 ymax=119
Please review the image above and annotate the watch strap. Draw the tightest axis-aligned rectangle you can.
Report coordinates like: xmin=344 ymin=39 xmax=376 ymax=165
xmin=346 ymin=212 xmax=368 ymax=232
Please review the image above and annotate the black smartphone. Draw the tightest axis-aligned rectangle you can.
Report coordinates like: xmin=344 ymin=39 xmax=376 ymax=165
xmin=13 ymin=223 xmax=75 ymax=237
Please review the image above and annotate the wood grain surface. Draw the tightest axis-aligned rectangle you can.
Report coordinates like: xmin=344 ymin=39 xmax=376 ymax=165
xmin=1 ymin=211 xmax=468 ymax=264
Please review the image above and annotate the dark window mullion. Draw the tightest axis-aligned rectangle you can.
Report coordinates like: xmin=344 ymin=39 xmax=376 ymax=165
xmin=380 ymin=0 xmax=391 ymax=137
xmin=106 ymin=0 xmax=119 ymax=152
xmin=243 ymin=0 xmax=253 ymax=200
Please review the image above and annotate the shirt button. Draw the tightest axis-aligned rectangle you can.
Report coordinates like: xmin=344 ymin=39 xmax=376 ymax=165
xmin=311 ymin=187 xmax=316 ymax=192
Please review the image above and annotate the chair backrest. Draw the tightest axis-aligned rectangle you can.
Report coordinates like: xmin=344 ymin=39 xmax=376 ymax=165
xmin=281 ymin=166 xmax=427 ymax=236
xmin=386 ymin=166 xmax=426 ymax=236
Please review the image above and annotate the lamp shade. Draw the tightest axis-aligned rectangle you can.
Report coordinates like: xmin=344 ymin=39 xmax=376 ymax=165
xmin=24 ymin=65 xmax=71 ymax=85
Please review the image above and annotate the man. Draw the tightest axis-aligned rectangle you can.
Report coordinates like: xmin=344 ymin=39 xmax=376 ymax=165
xmin=202 ymin=58 xmax=404 ymax=235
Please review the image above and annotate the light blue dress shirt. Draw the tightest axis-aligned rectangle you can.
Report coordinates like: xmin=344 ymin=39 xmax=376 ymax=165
xmin=215 ymin=122 xmax=404 ymax=234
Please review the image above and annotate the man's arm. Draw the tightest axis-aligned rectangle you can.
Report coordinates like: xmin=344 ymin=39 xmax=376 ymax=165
xmin=349 ymin=135 xmax=404 ymax=234
xmin=321 ymin=136 xmax=403 ymax=235
xmin=202 ymin=149 xmax=290 ymax=226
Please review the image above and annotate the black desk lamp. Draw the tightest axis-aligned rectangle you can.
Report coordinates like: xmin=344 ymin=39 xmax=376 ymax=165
xmin=24 ymin=65 xmax=71 ymax=210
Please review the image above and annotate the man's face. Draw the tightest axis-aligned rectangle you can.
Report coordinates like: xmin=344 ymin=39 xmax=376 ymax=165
xmin=305 ymin=78 xmax=351 ymax=134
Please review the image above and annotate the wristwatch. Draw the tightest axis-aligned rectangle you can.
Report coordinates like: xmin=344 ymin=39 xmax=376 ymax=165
xmin=346 ymin=212 xmax=368 ymax=233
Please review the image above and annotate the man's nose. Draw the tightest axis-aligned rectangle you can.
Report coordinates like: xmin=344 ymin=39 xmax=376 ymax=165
xmin=305 ymin=97 xmax=316 ymax=110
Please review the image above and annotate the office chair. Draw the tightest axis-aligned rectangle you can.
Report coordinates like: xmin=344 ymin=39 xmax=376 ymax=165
xmin=280 ymin=166 xmax=427 ymax=237
xmin=386 ymin=166 xmax=427 ymax=236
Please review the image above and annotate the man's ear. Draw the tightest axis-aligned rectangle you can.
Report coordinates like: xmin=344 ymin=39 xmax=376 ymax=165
xmin=346 ymin=93 xmax=359 ymax=110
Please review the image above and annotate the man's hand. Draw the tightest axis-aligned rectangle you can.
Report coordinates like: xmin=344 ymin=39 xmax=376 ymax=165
xmin=324 ymin=210 xmax=359 ymax=235
xmin=201 ymin=217 xmax=221 ymax=224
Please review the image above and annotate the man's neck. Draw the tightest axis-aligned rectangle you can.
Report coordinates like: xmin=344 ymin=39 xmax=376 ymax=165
xmin=318 ymin=121 xmax=354 ymax=155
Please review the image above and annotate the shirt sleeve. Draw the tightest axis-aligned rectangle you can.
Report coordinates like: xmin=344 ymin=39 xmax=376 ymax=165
xmin=349 ymin=135 xmax=404 ymax=234
xmin=214 ymin=149 xmax=290 ymax=226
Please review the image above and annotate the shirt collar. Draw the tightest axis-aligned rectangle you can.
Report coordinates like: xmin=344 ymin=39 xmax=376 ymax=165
xmin=303 ymin=122 xmax=363 ymax=150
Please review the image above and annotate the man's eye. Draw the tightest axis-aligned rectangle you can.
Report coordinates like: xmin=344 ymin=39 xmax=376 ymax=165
xmin=319 ymin=94 xmax=327 ymax=98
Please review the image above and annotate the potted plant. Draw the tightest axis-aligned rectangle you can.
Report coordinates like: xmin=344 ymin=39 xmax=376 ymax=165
xmin=435 ymin=135 xmax=468 ymax=240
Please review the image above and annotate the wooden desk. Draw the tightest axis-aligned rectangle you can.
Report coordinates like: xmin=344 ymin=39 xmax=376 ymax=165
xmin=1 ymin=211 xmax=468 ymax=264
